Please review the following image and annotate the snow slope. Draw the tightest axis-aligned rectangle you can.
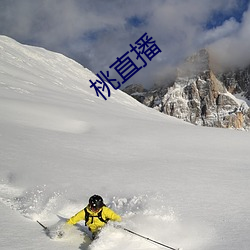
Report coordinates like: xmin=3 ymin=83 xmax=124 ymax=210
xmin=0 ymin=35 xmax=250 ymax=250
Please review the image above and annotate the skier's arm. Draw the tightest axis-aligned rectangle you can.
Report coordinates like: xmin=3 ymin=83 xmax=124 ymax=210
xmin=67 ymin=209 xmax=85 ymax=225
xmin=104 ymin=207 xmax=122 ymax=222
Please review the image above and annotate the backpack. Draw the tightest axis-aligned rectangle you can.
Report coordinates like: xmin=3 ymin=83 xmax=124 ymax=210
xmin=84 ymin=206 xmax=109 ymax=226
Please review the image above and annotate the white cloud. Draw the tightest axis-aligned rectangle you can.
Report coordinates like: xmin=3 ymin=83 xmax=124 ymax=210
xmin=209 ymin=5 xmax=250 ymax=68
xmin=200 ymin=18 xmax=240 ymax=45
xmin=0 ymin=0 xmax=249 ymax=87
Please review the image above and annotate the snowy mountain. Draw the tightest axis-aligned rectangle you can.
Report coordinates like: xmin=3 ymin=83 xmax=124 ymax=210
xmin=123 ymin=49 xmax=250 ymax=130
xmin=0 ymin=36 xmax=250 ymax=250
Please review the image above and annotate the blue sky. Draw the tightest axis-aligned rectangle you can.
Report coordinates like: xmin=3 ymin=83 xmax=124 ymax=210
xmin=0 ymin=0 xmax=249 ymax=88
xmin=206 ymin=0 xmax=249 ymax=28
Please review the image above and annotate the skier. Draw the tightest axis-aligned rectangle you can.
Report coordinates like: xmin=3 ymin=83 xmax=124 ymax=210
xmin=66 ymin=194 xmax=121 ymax=239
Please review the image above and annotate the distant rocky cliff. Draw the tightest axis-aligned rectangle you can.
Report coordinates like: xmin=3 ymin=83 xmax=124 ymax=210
xmin=123 ymin=49 xmax=250 ymax=130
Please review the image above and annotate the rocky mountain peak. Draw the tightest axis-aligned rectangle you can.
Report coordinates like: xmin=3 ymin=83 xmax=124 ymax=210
xmin=123 ymin=49 xmax=250 ymax=130
xmin=177 ymin=48 xmax=210 ymax=78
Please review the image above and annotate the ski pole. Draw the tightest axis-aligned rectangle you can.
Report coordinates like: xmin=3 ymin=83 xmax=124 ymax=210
xmin=122 ymin=227 xmax=180 ymax=250
xmin=37 ymin=220 xmax=48 ymax=231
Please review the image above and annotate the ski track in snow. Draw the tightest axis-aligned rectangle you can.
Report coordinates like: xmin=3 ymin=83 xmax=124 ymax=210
xmin=0 ymin=180 xmax=211 ymax=250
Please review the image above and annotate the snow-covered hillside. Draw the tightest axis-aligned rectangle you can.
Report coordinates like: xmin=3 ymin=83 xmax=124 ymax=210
xmin=0 ymin=36 xmax=250 ymax=250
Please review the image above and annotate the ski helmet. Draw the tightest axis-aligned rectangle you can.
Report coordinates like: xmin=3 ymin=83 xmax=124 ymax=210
xmin=89 ymin=195 xmax=104 ymax=210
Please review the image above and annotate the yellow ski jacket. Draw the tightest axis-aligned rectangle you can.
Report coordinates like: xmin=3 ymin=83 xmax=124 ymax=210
xmin=67 ymin=206 xmax=121 ymax=233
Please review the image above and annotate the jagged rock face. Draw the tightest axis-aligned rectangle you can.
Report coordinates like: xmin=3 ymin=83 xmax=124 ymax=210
xmin=123 ymin=49 xmax=250 ymax=130
xmin=122 ymin=84 xmax=147 ymax=103
xmin=162 ymin=74 xmax=249 ymax=128
xmin=122 ymin=84 xmax=146 ymax=95
xmin=163 ymin=50 xmax=250 ymax=129
xmin=218 ymin=66 xmax=250 ymax=99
